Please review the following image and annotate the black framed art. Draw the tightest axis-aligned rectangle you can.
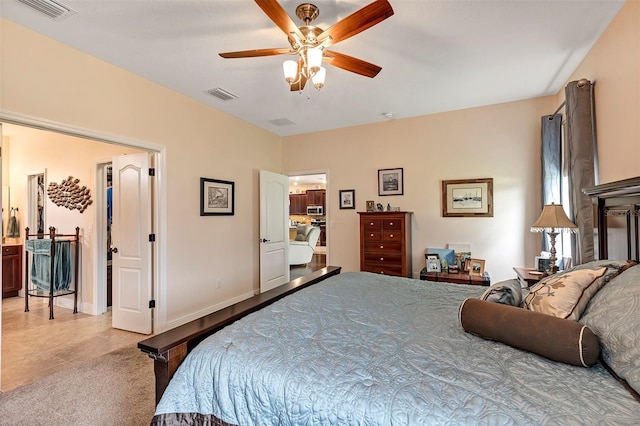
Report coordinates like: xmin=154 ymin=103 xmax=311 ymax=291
xmin=200 ymin=177 xmax=234 ymax=216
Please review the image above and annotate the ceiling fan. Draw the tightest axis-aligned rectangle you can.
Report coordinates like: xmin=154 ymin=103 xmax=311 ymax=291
xmin=219 ymin=0 xmax=394 ymax=91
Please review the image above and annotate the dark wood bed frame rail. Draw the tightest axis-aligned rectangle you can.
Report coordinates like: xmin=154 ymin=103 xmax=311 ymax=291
xmin=583 ymin=176 xmax=640 ymax=261
xmin=138 ymin=266 xmax=342 ymax=404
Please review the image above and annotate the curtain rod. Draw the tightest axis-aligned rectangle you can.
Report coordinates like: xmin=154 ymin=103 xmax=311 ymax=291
xmin=549 ymin=78 xmax=596 ymax=118
xmin=551 ymin=100 xmax=566 ymax=117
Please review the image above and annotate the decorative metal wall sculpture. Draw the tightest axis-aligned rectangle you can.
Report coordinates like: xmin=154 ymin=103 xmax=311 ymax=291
xmin=47 ymin=176 xmax=92 ymax=213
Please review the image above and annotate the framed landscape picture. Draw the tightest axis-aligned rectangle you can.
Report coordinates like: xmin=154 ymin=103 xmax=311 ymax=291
xmin=378 ymin=168 xmax=404 ymax=196
xmin=339 ymin=189 xmax=355 ymax=209
xmin=442 ymin=178 xmax=493 ymax=217
xmin=200 ymin=177 xmax=234 ymax=216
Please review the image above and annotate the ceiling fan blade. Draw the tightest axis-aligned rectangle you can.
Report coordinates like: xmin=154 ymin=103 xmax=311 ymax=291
xmin=255 ymin=0 xmax=305 ymax=40
xmin=318 ymin=0 xmax=394 ymax=46
xmin=323 ymin=50 xmax=382 ymax=78
xmin=219 ymin=48 xmax=291 ymax=59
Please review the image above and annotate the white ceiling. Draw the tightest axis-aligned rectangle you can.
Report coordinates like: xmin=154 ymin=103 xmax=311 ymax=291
xmin=0 ymin=0 xmax=625 ymax=137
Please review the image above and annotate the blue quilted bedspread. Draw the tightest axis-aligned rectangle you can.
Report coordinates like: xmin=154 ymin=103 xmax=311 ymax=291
xmin=155 ymin=272 xmax=639 ymax=425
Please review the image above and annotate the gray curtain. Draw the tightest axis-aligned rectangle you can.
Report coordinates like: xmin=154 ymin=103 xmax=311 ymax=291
xmin=565 ymin=79 xmax=597 ymax=264
xmin=540 ymin=113 xmax=562 ymax=251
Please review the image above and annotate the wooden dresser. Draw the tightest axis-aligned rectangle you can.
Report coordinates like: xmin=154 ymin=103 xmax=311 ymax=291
xmin=359 ymin=211 xmax=412 ymax=277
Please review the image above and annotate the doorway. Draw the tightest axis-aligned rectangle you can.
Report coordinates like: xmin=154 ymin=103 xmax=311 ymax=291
xmin=0 ymin=117 xmax=163 ymax=390
xmin=288 ymin=172 xmax=327 ymax=280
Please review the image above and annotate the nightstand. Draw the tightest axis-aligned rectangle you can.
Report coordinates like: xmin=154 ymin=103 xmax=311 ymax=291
xmin=420 ymin=267 xmax=490 ymax=286
xmin=513 ymin=267 xmax=545 ymax=287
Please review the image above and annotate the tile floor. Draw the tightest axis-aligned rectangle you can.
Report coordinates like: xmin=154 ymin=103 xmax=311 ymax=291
xmin=1 ymin=296 xmax=144 ymax=392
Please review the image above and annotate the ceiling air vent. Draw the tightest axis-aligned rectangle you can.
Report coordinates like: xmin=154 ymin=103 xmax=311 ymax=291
xmin=267 ymin=118 xmax=296 ymax=127
xmin=17 ymin=0 xmax=77 ymax=21
xmin=206 ymin=87 xmax=238 ymax=101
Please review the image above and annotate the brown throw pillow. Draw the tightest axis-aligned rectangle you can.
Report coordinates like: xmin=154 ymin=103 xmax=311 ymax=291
xmin=459 ymin=298 xmax=599 ymax=367
xmin=523 ymin=267 xmax=607 ymax=320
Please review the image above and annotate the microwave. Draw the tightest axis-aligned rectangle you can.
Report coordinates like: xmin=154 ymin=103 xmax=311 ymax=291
xmin=307 ymin=205 xmax=323 ymax=215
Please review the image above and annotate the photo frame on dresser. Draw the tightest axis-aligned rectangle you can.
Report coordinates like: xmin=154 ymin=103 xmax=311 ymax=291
xmin=469 ymin=258 xmax=486 ymax=276
xmin=426 ymin=257 xmax=441 ymax=273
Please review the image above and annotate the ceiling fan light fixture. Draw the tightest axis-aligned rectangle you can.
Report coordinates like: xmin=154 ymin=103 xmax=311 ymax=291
xmin=283 ymin=60 xmax=298 ymax=84
xmin=311 ymin=66 xmax=326 ymax=90
xmin=306 ymin=47 xmax=323 ymax=74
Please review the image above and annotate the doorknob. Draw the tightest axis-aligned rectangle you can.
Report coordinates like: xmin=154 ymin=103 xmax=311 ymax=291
xmin=259 ymin=238 xmax=270 ymax=243
xmin=111 ymin=247 xmax=118 ymax=253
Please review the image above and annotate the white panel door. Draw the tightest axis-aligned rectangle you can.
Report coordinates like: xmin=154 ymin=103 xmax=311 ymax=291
xmin=259 ymin=170 xmax=289 ymax=293
xmin=112 ymin=153 xmax=152 ymax=334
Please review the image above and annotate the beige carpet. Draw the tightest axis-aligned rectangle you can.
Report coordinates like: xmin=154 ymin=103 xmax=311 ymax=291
xmin=0 ymin=345 xmax=155 ymax=425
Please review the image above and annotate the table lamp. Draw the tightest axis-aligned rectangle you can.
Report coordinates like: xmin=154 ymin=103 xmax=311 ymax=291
xmin=530 ymin=203 xmax=578 ymax=274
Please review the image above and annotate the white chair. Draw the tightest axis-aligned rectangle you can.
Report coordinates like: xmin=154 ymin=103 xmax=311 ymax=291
xmin=289 ymin=225 xmax=321 ymax=265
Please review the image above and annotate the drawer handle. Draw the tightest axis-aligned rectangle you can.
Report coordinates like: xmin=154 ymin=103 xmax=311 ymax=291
xmin=370 ymin=222 xmax=374 ymax=226
xmin=380 ymin=257 xmax=384 ymax=261
xmin=370 ymin=233 xmax=374 ymax=237
xmin=390 ymin=222 xmax=394 ymax=225
xmin=380 ymin=245 xmax=384 ymax=249
xmin=389 ymin=234 xmax=394 ymax=238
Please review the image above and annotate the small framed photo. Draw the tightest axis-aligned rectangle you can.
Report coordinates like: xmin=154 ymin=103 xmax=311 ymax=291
xmin=378 ymin=168 xmax=404 ymax=196
xmin=469 ymin=258 xmax=486 ymax=276
xmin=366 ymin=200 xmax=375 ymax=212
xmin=200 ymin=177 xmax=234 ymax=216
xmin=339 ymin=189 xmax=355 ymax=209
xmin=426 ymin=257 xmax=441 ymax=273
xmin=463 ymin=258 xmax=471 ymax=272
xmin=441 ymin=178 xmax=493 ymax=217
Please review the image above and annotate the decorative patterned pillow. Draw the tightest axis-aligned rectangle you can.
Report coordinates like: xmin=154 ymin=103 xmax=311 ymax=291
xmin=580 ymin=263 xmax=640 ymax=396
xmin=523 ymin=268 xmax=607 ymax=320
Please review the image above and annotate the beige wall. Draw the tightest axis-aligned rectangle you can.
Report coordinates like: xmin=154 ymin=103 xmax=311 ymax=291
xmin=0 ymin=18 xmax=283 ymax=329
xmin=283 ymin=97 xmax=555 ymax=282
xmin=558 ymin=0 xmax=640 ymax=184
xmin=283 ymin=1 xmax=640 ymax=282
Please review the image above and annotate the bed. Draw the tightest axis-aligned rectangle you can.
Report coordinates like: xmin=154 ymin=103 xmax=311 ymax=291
xmin=141 ymin=177 xmax=640 ymax=425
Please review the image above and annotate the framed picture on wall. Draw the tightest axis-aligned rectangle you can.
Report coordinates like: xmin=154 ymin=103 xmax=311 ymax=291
xmin=378 ymin=168 xmax=404 ymax=196
xmin=441 ymin=178 xmax=493 ymax=217
xmin=200 ymin=177 xmax=234 ymax=216
xmin=339 ymin=189 xmax=355 ymax=209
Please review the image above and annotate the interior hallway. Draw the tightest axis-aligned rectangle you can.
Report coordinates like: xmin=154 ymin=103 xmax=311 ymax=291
xmin=1 ymin=296 xmax=143 ymax=392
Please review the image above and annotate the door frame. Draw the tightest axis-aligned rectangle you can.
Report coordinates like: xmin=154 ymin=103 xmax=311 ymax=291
xmin=0 ymin=110 xmax=166 ymax=332
xmin=286 ymin=169 xmax=330 ymax=262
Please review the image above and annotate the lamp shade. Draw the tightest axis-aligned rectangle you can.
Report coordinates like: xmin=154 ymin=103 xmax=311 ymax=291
xmin=311 ymin=66 xmax=326 ymax=90
xmin=283 ymin=60 xmax=298 ymax=83
xmin=531 ymin=203 xmax=578 ymax=233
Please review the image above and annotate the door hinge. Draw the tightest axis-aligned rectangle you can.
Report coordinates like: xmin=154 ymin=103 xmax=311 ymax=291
xmin=149 ymin=300 xmax=156 ymax=309
xmin=149 ymin=168 xmax=155 ymax=176
xmin=149 ymin=234 xmax=156 ymax=242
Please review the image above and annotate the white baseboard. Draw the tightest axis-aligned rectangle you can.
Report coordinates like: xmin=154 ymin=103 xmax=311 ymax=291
xmin=162 ymin=290 xmax=255 ymax=333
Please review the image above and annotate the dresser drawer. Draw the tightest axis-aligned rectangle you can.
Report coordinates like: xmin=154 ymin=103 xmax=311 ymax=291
xmin=363 ymin=241 xmax=402 ymax=253
xmin=2 ymin=245 xmax=20 ymax=256
xmin=364 ymin=251 xmax=403 ymax=264
xmin=363 ymin=231 xmax=382 ymax=242
xmin=382 ymin=219 xmax=402 ymax=231
xmin=362 ymin=263 xmax=403 ymax=276
xmin=363 ymin=218 xmax=383 ymax=231
xmin=382 ymin=231 xmax=403 ymax=242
